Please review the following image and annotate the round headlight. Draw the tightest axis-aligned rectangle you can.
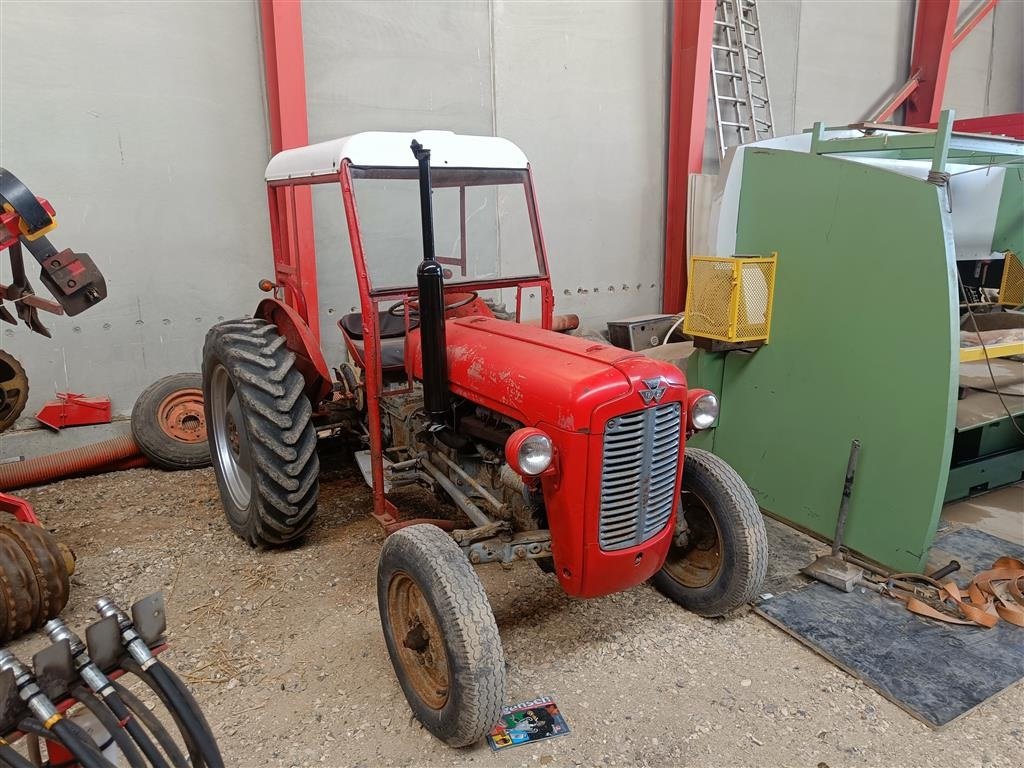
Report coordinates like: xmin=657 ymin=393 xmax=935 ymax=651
xmin=690 ymin=392 xmax=720 ymax=430
xmin=505 ymin=428 xmax=554 ymax=476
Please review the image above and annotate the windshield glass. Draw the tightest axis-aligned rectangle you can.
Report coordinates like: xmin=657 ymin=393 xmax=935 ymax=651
xmin=350 ymin=167 xmax=544 ymax=292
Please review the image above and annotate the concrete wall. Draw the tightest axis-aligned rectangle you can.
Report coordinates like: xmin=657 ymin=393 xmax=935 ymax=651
xmin=0 ymin=1 xmax=271 ymax=442
xmin=302 ymin=0 xmax=670 ymax=361
xmin=1 ymin=0 xmax=1021 ymax=451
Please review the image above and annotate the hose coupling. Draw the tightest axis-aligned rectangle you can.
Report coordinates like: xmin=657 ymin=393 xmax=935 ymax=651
xmin=44 ymin=619 xmax=109 ymax=693
xmin=0 ymin=649 xmax=59 ymax=724
xmin=95 ymin=596 xmax=156 ymax=669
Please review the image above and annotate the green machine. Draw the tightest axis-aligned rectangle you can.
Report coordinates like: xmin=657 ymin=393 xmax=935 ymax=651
xmin=685 ymin=110 xmax=1023 ymax=572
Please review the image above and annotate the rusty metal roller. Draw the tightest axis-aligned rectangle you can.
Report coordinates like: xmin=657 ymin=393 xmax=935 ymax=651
xmin=0 ymin=521 xmax=74 ymax=641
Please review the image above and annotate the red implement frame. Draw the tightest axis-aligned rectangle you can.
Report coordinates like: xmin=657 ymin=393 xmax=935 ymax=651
xmin=35 ymin=393 xmax=112 ymax=430
xmin=662 ymin=0 xmax=715 ymax=314
xmin=0 ymin=491 xmax=41 ymax=526
xmin=260 ymin=0 xmax=319 ymax=343
xmin=266 ymin=161 xmax=554 ymax=533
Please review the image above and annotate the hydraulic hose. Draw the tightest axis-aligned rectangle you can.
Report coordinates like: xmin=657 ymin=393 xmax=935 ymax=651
xmin=20 ymin=717 xmax=116 ymax=768
xmin=95 ymin=685 xmax=170 ymax=768
xmin=71 ymin=685 xmax=147 ymax=768
xmin=122 ymin=660 xmax=219 ymax=768
xmin=109 ymin=681 xmax=188 ymax=768
xmin=95 ymin=598 xmax=223 ymax=768
xmin=0 ymin=738 xmax=34 ymax=768
xmin=45 ymin=618 xmax=171 ymax=768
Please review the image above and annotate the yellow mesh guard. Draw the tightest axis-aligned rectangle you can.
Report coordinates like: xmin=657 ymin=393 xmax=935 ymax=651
xmin=683 ymin=254 xmax=777 ymax=343
xmin=998 ymin=251 xmax=1023 ymax=306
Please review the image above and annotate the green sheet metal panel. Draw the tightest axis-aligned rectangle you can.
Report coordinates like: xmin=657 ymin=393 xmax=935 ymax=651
xmin=992 ymin=168 xmax=1024 ymax=255
xmin=705 ymin=148 xmax=958 ymax=571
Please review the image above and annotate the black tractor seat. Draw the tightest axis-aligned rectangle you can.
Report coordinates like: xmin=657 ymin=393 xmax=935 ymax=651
xmin=339 ymin=311 xmax=419 ymax=341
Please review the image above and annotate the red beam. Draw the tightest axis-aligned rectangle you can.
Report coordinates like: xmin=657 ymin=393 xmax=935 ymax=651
xmin=915 ymin=112 xmax=1024 ymax=139
xmin=663 ymin=0 xmax=715 ymax=315
xmin=871 ymin=74 xmax=921 ymax=123
xmin=905 ymin=0 xmax=959 ymax=126
xmin=260 ymin=0 xmax=320 ymax=342
xmin=952 ymin=0 xmax=997 ymax=48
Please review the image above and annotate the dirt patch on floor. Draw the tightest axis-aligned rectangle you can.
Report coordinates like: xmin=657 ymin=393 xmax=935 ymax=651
xmin=9 ymin=465 xmax=1023 ymax=767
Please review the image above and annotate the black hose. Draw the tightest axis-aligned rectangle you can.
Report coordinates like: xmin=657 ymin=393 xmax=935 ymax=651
xmin=52 ymin=718 xmax=117 ymax=768
xmin=71 ymin=686 xmax=147 ymax=768
xmin=150 ymin=665 xmax=220 ymax=762
xmin=119 ymin=664 xmax=202 ymax=768
xmin=17 ymin=720 xmax=78 ymax=761
xmin=0 ymin=740 xmax=35 ymax=768
xmin=98 ymin=685 xmax=172 ymax=768
xmin=128 ymin=662 xmax=222 ymax=768
xmin=108 ymin=681 xmax=189 ymax=768
xmin=20 ymin=717 xmax=116 ymax=768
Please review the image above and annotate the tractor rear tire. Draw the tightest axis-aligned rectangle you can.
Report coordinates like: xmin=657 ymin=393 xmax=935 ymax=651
xmin=202 ymin=318 xmax=319 ymax=548
xmin=377 ymin=524 xmax=506 ymax=747
xmin=651 ymin=448 xmax=767 ymax=617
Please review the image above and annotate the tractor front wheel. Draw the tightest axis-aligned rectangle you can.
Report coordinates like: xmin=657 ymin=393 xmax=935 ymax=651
xmin=651 ymin=448 xmax=767 ymax=616
xmin=202 ymin=318 xmax=319 ymax=547
xmin=377 ymin=524 xmax=506 ymax=747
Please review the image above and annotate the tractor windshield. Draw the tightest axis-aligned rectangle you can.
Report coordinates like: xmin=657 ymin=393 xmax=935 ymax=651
xmin=349 ymin=167 xmax=546 ymax=292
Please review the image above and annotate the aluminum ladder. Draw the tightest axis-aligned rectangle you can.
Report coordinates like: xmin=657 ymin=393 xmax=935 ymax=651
xmin=710 ymin=0 xmax=775 ymax=157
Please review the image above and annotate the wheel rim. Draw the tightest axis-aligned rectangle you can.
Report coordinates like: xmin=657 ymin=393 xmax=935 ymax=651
xmin=662 ymin=490 xmax=724 ymax=589
xmin=157 ymin=388 xmax=207 ymax=443
xmin=387 ymin=571 xmax=450 ymax=711
xmin=209 ymin=365 xmax=253 ymax=509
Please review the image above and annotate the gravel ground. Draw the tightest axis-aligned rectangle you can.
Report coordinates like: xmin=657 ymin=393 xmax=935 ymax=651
xmin=8 ymin=464 xmax=1023 ymax=768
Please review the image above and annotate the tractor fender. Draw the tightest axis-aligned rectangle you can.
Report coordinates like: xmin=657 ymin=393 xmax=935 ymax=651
xmin=254 ymin=298 xmax=333 ymax=404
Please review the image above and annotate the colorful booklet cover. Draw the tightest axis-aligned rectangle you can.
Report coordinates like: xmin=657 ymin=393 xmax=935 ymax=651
xmin=487 ymin=696 xmax=570 ymax=751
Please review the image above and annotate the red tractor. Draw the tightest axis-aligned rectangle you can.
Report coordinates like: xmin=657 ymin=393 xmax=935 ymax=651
xmin=201 ymin=131 xmax=767 ymax=746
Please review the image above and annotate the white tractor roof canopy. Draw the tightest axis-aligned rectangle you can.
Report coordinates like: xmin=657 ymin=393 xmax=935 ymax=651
xmin=264 ymin=130 xmax=529 ymax=181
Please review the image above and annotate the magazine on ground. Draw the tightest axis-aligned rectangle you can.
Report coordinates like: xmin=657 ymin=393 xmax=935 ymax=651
xmin=486 ymin=696 xmax=570 ymax=751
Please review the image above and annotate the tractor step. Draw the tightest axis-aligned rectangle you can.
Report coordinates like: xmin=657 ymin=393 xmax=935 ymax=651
xmin=356 ymin=450 xmax=423 ymax=493
xmin=355 ymin=450 xmax=392 ymax=493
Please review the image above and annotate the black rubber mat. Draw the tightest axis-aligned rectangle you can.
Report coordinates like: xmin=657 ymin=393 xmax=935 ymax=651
xmin=756 ymin=527 xmax=1024 ymax=728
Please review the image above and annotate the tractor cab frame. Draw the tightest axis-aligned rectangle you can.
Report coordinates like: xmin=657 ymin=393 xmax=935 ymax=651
xmin=262 ymin=132 xmax=556 ymax=533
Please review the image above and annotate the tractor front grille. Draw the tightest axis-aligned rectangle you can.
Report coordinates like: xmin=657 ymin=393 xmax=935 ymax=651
xmin=598 ymin=403 xmax=681 ymax=551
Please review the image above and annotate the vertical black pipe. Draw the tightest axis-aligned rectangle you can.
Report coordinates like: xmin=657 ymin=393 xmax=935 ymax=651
xmin=411 ymin=140 xmax=451 ymax=425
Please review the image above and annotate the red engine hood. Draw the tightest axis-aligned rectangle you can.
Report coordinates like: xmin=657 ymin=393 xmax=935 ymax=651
xmin=405 ymin=316 xmax=686 ymax=433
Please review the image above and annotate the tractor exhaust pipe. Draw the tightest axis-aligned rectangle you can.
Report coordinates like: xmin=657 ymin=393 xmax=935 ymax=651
xmin=411 ymin=140 xmax=451 ymax=428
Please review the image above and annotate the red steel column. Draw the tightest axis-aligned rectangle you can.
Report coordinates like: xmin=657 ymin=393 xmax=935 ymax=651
xmin=905 ymin=0 xmax=959 ymax=126
xmin=260 ymin=0 xmax=320 ymax=342
xmin=663 ymin=0 xmax=715 ymax=315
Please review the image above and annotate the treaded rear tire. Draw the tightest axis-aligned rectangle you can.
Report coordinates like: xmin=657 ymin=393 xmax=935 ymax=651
xmin=378 ymin=524 xmax=506 ymax=747
xmin=202 ymin=318 xmax=319 ymax=547
xmin=651 ymin=448 xmax=767 ymax=616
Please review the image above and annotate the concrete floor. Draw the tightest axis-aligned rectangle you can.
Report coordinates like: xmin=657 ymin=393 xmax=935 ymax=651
xmin=940 ymin=483 xmax=1023 ymax=546
xmin=6 ymin=466 xmax=1023 ymax=767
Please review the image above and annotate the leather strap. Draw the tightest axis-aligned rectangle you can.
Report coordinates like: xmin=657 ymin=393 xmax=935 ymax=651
xmin=894 ymin=557 xmax=1024 ymax=629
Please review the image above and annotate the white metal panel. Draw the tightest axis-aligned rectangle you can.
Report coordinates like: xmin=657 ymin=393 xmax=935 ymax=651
xmin=842 ymin=158 xmax=1006 ymax=261
xmin=264 ymin=130 xmax=530 ymax=181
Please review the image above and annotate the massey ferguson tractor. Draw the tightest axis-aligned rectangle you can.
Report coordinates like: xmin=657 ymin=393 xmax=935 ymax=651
xmin=201 ymin=131 xmax=767 ymax=746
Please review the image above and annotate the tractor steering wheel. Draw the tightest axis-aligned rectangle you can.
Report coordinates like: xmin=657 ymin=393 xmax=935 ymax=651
xmin=387 ymin=291 xmax=479 ymax=318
